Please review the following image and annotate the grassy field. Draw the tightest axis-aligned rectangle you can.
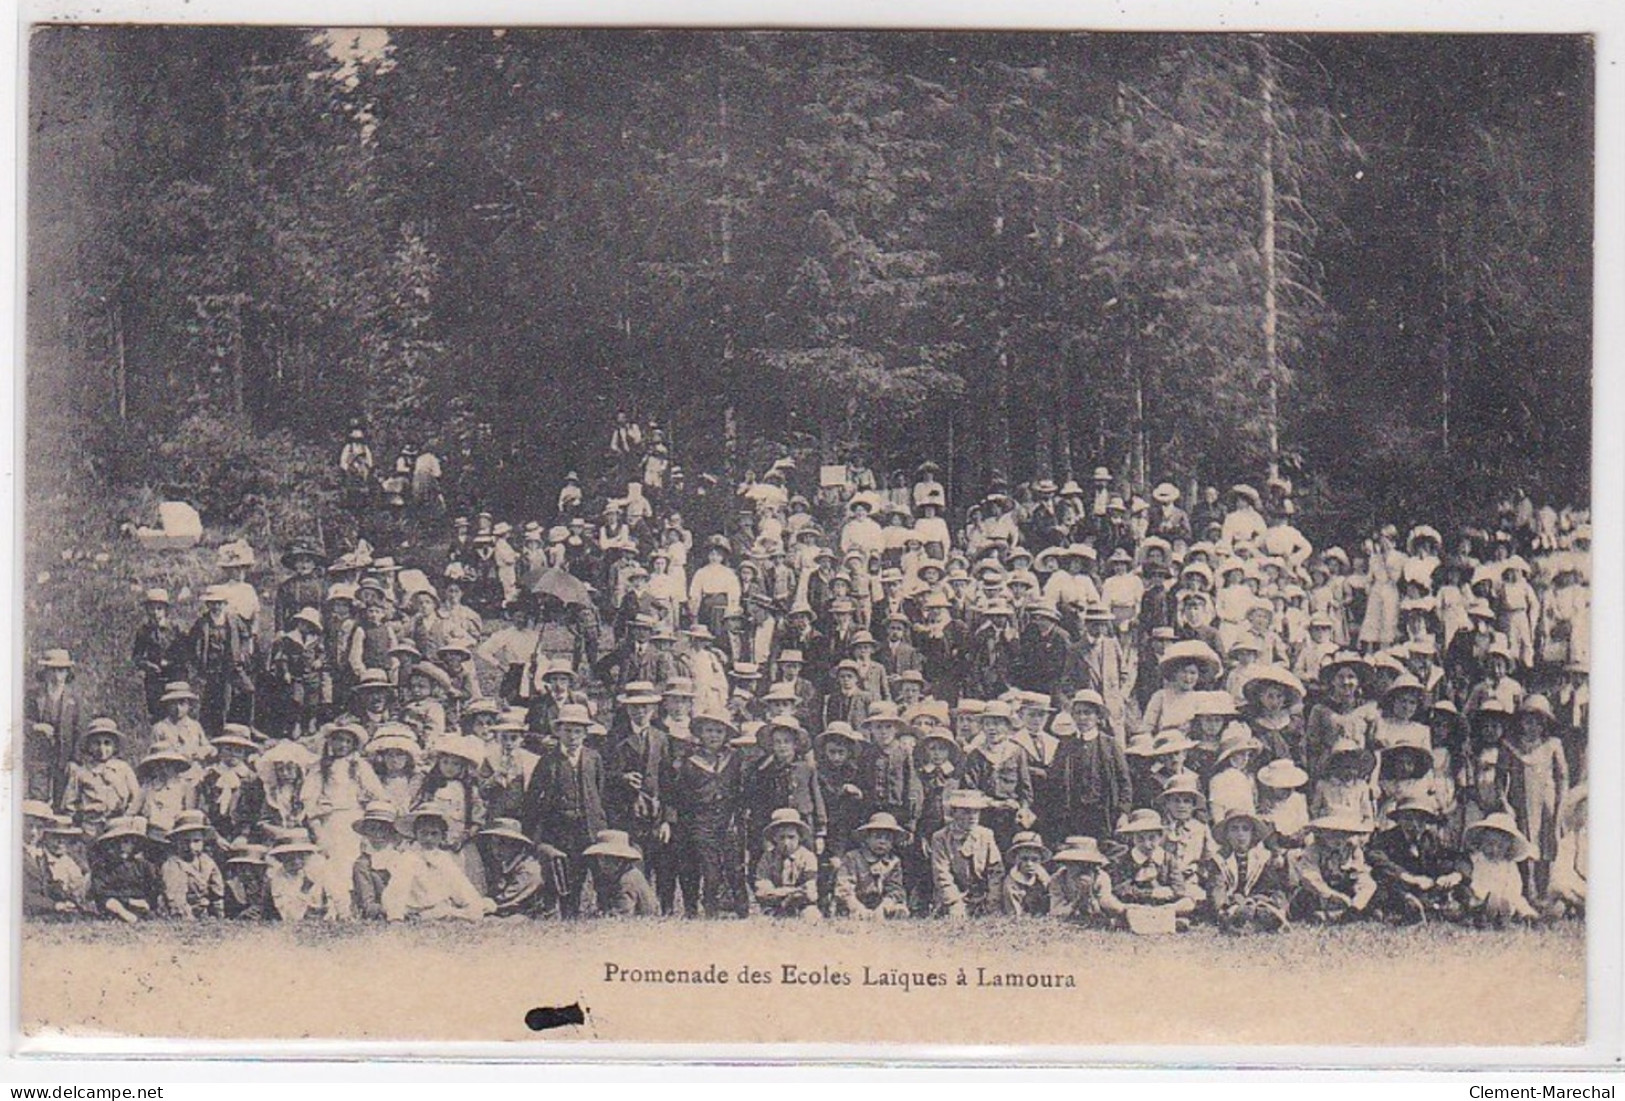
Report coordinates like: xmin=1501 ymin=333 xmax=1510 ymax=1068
xmin=21 ymin=916 xmax=1586 ymax=1049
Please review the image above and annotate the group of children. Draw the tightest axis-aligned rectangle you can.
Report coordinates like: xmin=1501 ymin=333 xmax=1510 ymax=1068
xmin=23 ymin=436 xmax=1589 ymax=931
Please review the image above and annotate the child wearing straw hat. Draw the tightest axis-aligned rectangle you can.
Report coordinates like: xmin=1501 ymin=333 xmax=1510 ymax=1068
xmin=1207 ymin=724 xmax=1264 ymax=827
xmin=1368 ymin=797 xmax=1467 ymax=925
xmin=383 ymin=809 xmax=494 ymax=922
xmin=753 ymin=808 xmax=822 ymax=920
xmin=1047 ymin=837 xmax=1120 ymax=926
xmin=197 ymin=725 xmax=267 ymax=842
xmin=1306 ymin=652 xmax=1376 ymax=779
xmin=584 ymin=831 xmax=659 ymax=917
xmin=1203 ymin=809 xmax=1289 ymax=933
xmin=27 ymin=816 xmax=90 ymax=919
xmin=134 ymin=745 xmax=200 ymax=837
xmin=999 ymin=831 xmax=1054 ymax=917
xmin=834 ymin=812 xmax=910 ymax=920
xmin=477 ymin=817 xmax=554 ymax=919
xmin=1498 ymin=694 xmax=1570 ymax=901
xmin=520 ymin=704 xmax=606 ymax=917
xmin=1462 ymin=812 xmax=1540 ymax=925
xmin=1256 ymin=759 xmax=1311 ymax=848
xmin=962 ymin=700 xmax=1036 ymax=854
xmin=1141 ymin=641 xmax=1221 ymax=737
xmin=1241 ymin=666 xmax=1307 ymax=768
xmin=151 ymin=681 xmax=210 ymax=762
xmin=266 ymin=834 xmax=334 ymax=922
xmin=62 ymin=718 xmax=141 ymax=839
xmin=350 ymin=803 xmax=405 ymax=920
xmin=1157 ymin=772 xmax=1213 ymax=907
xmin=88 ymin=816 xmax=162 ymax=923
xmin=665 ymin=709 xmax=750 ymax=918
xmin=28 ymin=649 xmax=85 ymax=807
xmin=929 ymin=790 xmax=1004 ymax=918
xmin=1288 ymin=816 xmax=1377 ymax=924
xmin=1109 ymin=808 xmax=1196 ymax=923
xmin=159 ymin=810 xmax=225 ymax=919
xmin=223 ymin=842 xmax=273 ymax=920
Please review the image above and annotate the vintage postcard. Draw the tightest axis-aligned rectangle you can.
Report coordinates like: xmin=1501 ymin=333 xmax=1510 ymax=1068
xmin=13 ymin=15 xmax=1611 ymax=1058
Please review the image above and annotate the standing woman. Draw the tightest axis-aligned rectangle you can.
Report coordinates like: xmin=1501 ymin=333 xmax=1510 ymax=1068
xmin=1305 ymin=652 xmax=1376 ymax=781
xmin=688 ymin=535 xmax=743 ymax=641
xmin=1359 ymin=526 xmax=1406 ymax=653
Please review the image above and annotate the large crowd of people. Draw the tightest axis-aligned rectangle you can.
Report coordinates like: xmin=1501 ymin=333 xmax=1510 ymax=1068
xmin=23 ymin=413 xmax=1591 ymax=931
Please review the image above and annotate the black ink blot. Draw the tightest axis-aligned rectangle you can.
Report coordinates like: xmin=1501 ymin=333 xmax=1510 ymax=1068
xmin=525 ymin=1003 xmax=586 ymax=1032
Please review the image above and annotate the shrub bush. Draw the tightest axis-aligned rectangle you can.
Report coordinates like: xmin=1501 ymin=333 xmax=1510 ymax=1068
xmin=152 ymin=411 xmax=341 ymax=545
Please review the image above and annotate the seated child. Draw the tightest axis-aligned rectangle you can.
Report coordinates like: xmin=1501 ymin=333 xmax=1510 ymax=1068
xmin=999 ymin=831 xmax=1052 ymax=917
xmin=1378 ymin=744 xmax=1446 ymax=827
xmin=1047 ymin=837 xmax=1120 ymax=926
xmin=26 ymin=814 xmax=89 ymax=920
xmin=753 ymin=808 xmax=821 ymax=920
xmin=1288 ymin=815 xmax=1377 ymax=923
xmin=1256 ymin=759 xmax=1311 ymax=848
xmin=1367 ymin=797 xmax=1466 ymax=925
xmin=476 ymin=816 xmax=554 ymax=919
xmin=1208 ymin=724 xmax=1263 ymax=825
xmin=1311 ymin=739 xmax=1378 ymax=830
xmin=1462 ymin=811 xmax=1540 ymax=926
xmin=1110 ymin=808 xmax=1196 ymax=922
xmin=351 ymin=803 xmax=406 ymax=921
xmin=929 ymin=790 xmax=1004 ymax=918
xmin=584 ymin=830 xmax=659 ymax=917
xmin=159 ymin=810 xmax=224 ymax=920
xmin=62 ymin=718 xmax=140 ymax=839
xmin=1157 ymin=771 xmax=1213 ymax=907
xmin=134 ymin=745 xmax=200 ymax=837
xmin=1203 ymin=809 xmax=1289 ymax=933
xmin=383 ymin=809 xmax=494 ymax=922
xmin=834 ymin=812 xmax=910 ymax=920
xmin=223 ymin=842 xmax=273 ymax=920
xmin=267 ymin=835 xmax=335 ymax=922
xmin=88 ymin=815 xmax=161 ymax=923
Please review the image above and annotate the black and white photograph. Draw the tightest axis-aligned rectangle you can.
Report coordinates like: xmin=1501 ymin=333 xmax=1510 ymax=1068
xmin=13 ymin=16 xmax=1610 ymax=1053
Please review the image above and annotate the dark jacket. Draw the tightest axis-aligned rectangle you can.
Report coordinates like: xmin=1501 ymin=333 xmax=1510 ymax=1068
xmin=522 ymin=742 xmax=608 ymax=848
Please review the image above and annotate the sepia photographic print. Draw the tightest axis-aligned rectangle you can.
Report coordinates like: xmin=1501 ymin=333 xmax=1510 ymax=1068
xmin=14 ymin=12 xmax=1613 ymax=1058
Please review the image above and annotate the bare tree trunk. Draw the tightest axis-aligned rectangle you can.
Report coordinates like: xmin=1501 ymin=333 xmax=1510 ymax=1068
xmin=111 ymin=302 xmax=127 ymax=423
xmin=231 ymin=302 xmax=246 ymax=418
xmin=1260 ymin=47 xmax=1281 ymax=481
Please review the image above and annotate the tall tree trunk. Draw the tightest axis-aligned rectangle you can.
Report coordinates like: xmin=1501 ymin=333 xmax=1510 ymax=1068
xmin=230 ymin=302 xmax=246 ymax=418
xmin=1054 ymin=354 xmax=1073 ymax=481
xmin=1259 ymin=47 xmax=1281 ymax=480
xmin=111 ymin=302 xmax=127 ymax=423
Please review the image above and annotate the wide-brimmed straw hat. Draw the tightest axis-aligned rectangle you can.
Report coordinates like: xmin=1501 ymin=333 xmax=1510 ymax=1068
xmin=761 ymin=807 xmax=813 ymax=844
xmin=583 ymin=830 xmax=643 ymax=861
xmin=854 ymin=812 xmax=908 ymax=838
xmin=1054 ymin=838 xmax=1112 ymax=865
xmin=1309 ymin=814 xmax=1373 ymax=837
xmin=1462 ymin=812 xmax=1534 ymax=860
xmin=477 ymin=817 xmax=533 ymax=846
xmin=1116 ymin=808 xmax=1166 ymax=836
xmin=1005 ymin=830 xmax=1052 ymax=861
xmin=165 ymin=809 xmax=214 ymax=843
xmin=158 ymin=681 xmax=199 ymax=704
xmin=1158 ymin=640 xmax=1222 ymax=682
xmin=1240 ymin=666 xmax=1305 ymax=706
xmin=1213 ymin=808 xmax=1274 ymax=844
